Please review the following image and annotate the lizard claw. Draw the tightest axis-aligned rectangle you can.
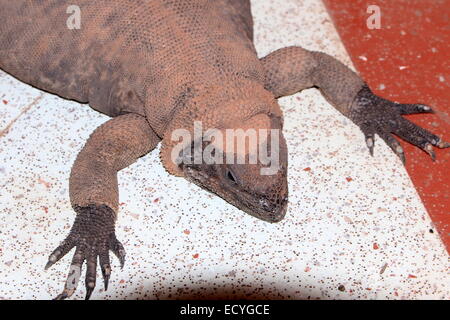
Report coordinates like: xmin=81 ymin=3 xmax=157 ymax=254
xmin=45 ymin=238 xmax=76 ymax=271
xmin=103 ymin=275 xmax=110 ymax=291
xmin=85 ymin=286 xmax=94 ymax=300
xmin=363 ymin=131 xmax=375 ymax=156
xmin=110 ymin=236 xmax=126 ymax=270
xmin=54 ymin=292 xmax=69 ymax=300
xmin=351 ymin=85 xmax=448 ymax=163
xmin=437 ymin=140 xmax=450 ymax=149
xmin=101 ymin=263 xmax=112 ymax=291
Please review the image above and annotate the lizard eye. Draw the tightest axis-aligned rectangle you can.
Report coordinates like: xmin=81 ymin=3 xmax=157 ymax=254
xmin=226 ymin=169 xmax=238 ymax=184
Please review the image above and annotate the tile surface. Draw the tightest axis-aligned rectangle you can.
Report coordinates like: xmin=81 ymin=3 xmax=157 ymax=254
xmin=0 ymin=0 xmax=449 ymax=300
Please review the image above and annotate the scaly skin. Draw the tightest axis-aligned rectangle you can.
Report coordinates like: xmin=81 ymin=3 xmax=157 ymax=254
xmin=0 ymin=0 xmax=447 ymax=299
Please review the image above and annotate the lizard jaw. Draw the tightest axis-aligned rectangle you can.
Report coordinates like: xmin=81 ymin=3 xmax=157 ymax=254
xmin=182 ymin=164 xmax=288 ymax=223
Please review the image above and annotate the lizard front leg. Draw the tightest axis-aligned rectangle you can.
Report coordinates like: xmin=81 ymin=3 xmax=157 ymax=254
xmin=45 ymin=113 xmax=160 ymax=300
xmin=261 ymin=46 xmax=449 ymax=162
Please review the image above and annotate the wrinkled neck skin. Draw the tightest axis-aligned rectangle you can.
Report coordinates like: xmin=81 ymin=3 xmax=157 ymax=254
xmin=159 ymin=80 xmax=289 ymax=223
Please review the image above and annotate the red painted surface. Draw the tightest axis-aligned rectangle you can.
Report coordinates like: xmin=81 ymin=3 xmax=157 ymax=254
xmin=323 ymin=0 xmax=450 ymax=253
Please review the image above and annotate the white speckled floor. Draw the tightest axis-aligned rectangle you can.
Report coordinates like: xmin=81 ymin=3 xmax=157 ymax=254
xmin=0 ymin=0 xmax=449 ymax=300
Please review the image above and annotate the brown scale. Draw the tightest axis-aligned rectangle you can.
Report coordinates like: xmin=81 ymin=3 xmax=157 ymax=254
xmin=0 ymin=0 xmax=447 ymax=299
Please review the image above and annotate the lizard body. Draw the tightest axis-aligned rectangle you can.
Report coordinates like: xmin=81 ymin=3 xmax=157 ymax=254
xmin=0 ymin=0 xmax=448 ymax=299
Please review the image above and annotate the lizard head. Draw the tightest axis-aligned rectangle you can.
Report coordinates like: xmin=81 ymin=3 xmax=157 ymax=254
xmin=176 ymin=113 xmax=289 ymax=223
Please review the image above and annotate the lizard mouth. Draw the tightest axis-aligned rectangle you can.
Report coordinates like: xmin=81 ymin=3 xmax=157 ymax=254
xmin=181 ymin=163 xmax=288 ymax=223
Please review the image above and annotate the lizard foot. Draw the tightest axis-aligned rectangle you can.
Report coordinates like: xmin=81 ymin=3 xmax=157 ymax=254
xmin=350 ymin=85 xmax=449 ymax=163
xmin=45 ymin=205 xmax=125 ymax=300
